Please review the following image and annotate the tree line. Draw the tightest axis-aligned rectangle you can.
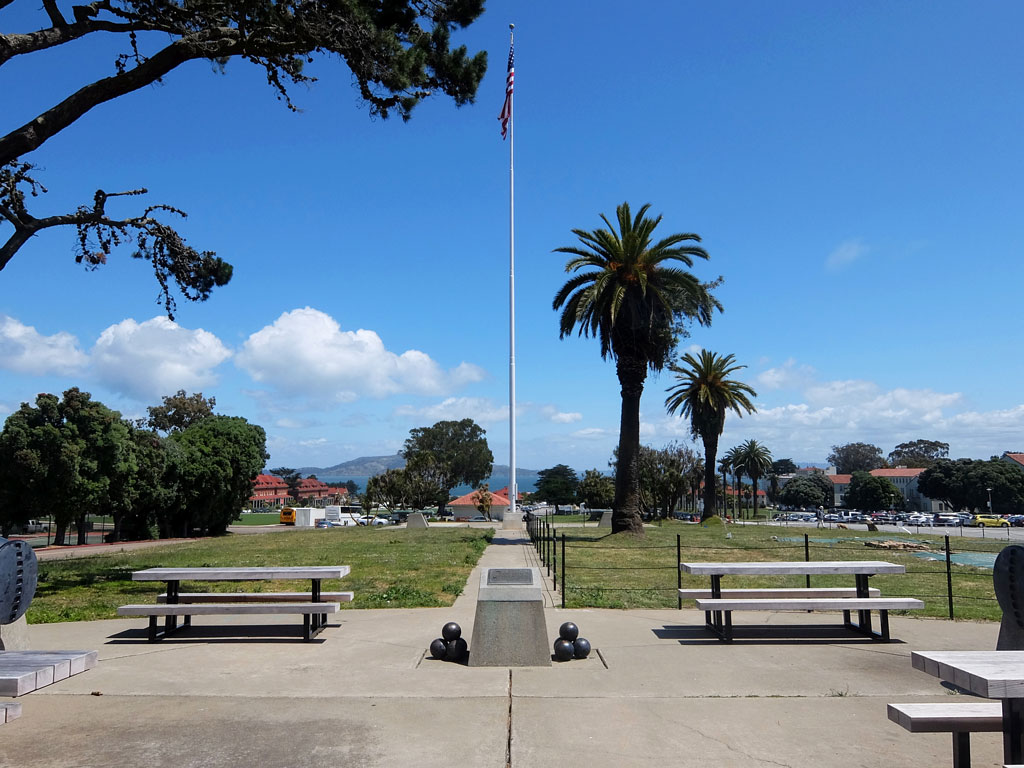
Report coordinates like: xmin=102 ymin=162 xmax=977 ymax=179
xmin=0 ymin=389 xmax=267 ymax=542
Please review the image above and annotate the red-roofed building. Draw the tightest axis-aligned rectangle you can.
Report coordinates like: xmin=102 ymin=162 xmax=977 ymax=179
xmin=827 ymin=467 xmax=954 ymax=513
xmin=249 ymin=474 xmax=290 ymax=508
xmin=494 ymin=486 xmax=523 ymax=501
xmin=296 ymin=477 xmax=347 ymax=505
xmin=448 ymin=489 xmax=512 ymax=521
xmin=1003 ymin=452 xmax=1024 ymax=471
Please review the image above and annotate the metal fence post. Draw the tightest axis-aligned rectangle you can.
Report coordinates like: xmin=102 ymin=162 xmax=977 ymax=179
xmin=677 ymin=533 xmax=683 ymax=609
xmin=804 ymin=533 xmax=811 ymax=589
xmin=561 ymin=533 xmax=566 ymax=609
xmin=945 ymin=535 xmax=954 ymax=620
xmin=552 ymin=526 xmax=557 ymax=586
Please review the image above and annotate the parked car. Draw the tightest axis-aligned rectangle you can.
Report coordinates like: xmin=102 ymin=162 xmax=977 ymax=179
xmin=315 ymin=519 xmax=350 ymax=528
xmin=1009 ymin=515 xmax=1024 ymax=527
xmin=906 ymin=513 xmax=932 ymax=526
xmin=969 ymin=514 xmax=1008 ymax=528
xmin=357 ymin=516 xmax=389 ymax=526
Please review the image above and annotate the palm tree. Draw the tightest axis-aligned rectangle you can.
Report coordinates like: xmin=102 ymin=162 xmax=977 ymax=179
xmin=553 ymin=202 xmax=720 ymax=534
xmin=738 ymin=439 xmax=773 ymax=521
xmin=722 ymin=444 xmax=745 ymax=520
xmin=664 ymin=350 xmax=757 ymax=521
xmin=717 ymin=457 xmax=730 ymax=517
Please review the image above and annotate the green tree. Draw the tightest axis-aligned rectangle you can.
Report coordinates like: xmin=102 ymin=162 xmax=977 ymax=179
xmin=553 ymin=202 xmax=720 ymax=534
xmin=637 ymin=442 xmax=700 ymax=519
xmin=722 ymin=445 xmax=745 ymax=518
xmin=844 ymin=471 xmax=902 ymax=512
xmin=2 ymin=1 xmax=487 ymax=314
xmin=534 ymin=464 xmax=580 ymax=512
xmin=144 ymin=390 xmax=216 ymax=433
xmin=771 ymin=458 xmax=798 ymax=475
xmin=827 ymin=442 xmax=887 ymax=474
xmin=805 ymin=473 xmax=835 ymax=509
xmin=170 ymin=415 xmax=268 ymax=536
xmin=738 ymin=439 xmax=772 ymax=520
xmin=888 ymin=439 xmax=950 ymax=468
xmin=779 ymin=477 xmax=827 ymax=509
xmin=665 ymin=350 xmax=757 ymax=522
xmin=402 ymin=419 xmax=492 ymax=517
xmin=365 ymin=469 xmax=408 ymax=511
xmin=577 ymin=469 xmax=615 ymax=510
xmin=918 ymin=458 xmax=1024 ymax=515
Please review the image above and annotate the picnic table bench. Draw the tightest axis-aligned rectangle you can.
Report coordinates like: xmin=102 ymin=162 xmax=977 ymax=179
xmin=680 ymin=560 xmax=923 ymax=642
xmin=118 ymin=566 xmax=350 ymax=642
xmin=887 ymin=701 xmax=1003 ymax=768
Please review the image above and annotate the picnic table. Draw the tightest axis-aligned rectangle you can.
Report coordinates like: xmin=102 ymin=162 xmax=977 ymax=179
xmin=912 ymin=650 xmax=1024 ymax=765
xmin=679 ymin=560 xmax=922 ymax=641
xmin=119 ymin=566 xmax=351 ymax=641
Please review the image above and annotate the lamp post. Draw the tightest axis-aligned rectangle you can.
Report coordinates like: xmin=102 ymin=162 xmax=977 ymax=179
xmin=987 ymin=487 xmax=993 ymax=516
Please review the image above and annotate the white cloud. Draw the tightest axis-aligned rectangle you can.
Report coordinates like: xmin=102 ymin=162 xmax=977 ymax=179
xmin=572 ymin=427 xmax=613 ymax=439
xmin=91 ymin=317 xmax=230 ymax=401
xmin=825 ymin=239 xmax=867 ymax=271
xmin=0 ymin=315 xmax=87 ymax=375
xmin=551 ymin=411 xmax=583 ymax=424
xmin=235 ymin=308 xmax=485 ymax=401
xmin=394 ymin=397 xmax=508 ymax=425
xmin=756 ymin=359 xmax=816 ymax=391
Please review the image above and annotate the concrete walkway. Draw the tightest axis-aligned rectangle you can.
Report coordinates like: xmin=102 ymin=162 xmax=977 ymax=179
xmin=0 ymin=524 xmax=1007 ymax=768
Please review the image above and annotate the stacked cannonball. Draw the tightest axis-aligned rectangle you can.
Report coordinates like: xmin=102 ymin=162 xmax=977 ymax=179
xmin=429 ymin=622 xmax=468 ymax=662
xmin=553 ymin=621 xmax=591 ymax=662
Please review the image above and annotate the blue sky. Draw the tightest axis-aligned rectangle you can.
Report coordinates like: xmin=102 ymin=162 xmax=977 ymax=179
xmin=2 ymin=1 xmax=1023 ymax=474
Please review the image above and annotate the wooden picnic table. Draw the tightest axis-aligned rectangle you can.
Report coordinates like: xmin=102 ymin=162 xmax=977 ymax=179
xmin=680 ymin=560 xmax=919 ymax=641
xmin=127 ymin=566 xmax=350 ymax=641
xmin=912 ymin=650 xmax=1024 ymax=765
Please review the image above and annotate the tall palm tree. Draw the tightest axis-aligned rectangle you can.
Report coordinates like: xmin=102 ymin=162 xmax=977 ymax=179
xmin=664 ymin=350 xmax=757 ymax=521
xmin=738 ymin=438 xmax=773 ymax=521
xmin=717 ymin=457 xmax=730 ymax=517
xmin=722 ymin=445 xmax=745 ymax=519
xmin=553 ymin=202 xmax=719 ymax=534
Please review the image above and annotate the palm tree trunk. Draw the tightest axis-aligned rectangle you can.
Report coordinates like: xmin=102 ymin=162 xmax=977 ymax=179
xmin=702 ymin=435 xmax=719 ymax=522
xmin=613 ymin=355 xmax=646 ymax=534
xmin=751 ymin=472 xmax=759 ymax=519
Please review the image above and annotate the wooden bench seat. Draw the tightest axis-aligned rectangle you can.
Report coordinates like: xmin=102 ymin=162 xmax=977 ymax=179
xmin=157 ymin=592 xmax=354 ymax=603
xmin=118 ymin=602 xmax=341 ymax=642
xmin=693 ymin=596 xmax=924 ymax=642
xmin=678 ymin=587 xmax=880 ymax=599
xmin=887 ymin=702 xmax=1003 ymax=768
xmin=694 ymin=597 xmax=923 ymax=612
xmin=1 ymin=702 xmax=22 ymax=725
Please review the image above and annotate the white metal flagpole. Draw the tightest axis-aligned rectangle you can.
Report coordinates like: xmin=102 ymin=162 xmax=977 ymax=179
xmin=500 ymin=24 xmax=517 ymax=520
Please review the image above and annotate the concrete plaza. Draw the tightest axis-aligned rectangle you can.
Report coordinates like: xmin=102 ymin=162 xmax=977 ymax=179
xmin=0 ymin=527 xmax=1004 ymax=768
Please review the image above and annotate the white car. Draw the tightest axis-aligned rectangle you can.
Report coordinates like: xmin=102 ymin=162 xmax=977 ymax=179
xmin=357 ymin=516 xmax=389 ymax=526
xmin=906 ymin=514 xmax=933 ymax=526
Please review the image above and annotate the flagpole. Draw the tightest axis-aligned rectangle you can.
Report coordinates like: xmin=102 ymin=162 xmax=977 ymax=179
xmin=507 ymin=23 xmax=517 ymax=521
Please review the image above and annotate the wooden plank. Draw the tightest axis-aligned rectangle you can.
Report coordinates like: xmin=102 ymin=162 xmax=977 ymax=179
xmin=680 ymin=560 xmax=905 ymax=575
xmin=132 ymin=566 xmax=350 ymax=581
xmin=157 ymin=592 xmax=354 ymax=604
xmin=678 ymin=587 xmax=880 ymax=599
xmin=886 ymin=702 xmax=1003 ymax=733
xmin=694 ymin=597 xmax=924 ymax=611
xmin=118 ymin=602 xmax=341 ymax=616
xmin=1 ymin=701 xmax=22 ymax=724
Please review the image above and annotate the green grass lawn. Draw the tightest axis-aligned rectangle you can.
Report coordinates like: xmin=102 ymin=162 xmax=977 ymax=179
xmin=553 ymin=520 xmax=1003 ymax=621
xmin=233 ymin=512 xmax=282 ymax=525
xmin=28 ymin=527 xmax=493 ymax=623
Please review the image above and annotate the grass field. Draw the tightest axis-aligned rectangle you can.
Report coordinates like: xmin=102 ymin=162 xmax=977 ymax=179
xmin=233 ymin=512 xmax=282 ymax=525
xmin=28 ymin=527 xmax=493 ymax=623
xmin=547 ymin=520 xmax=1003 ymax=621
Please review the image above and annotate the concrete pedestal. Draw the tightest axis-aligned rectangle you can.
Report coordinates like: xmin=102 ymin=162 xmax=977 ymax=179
xmin=468 ymin=567 xmax=550 ymax=667
xmin=406 ymin=513 xmax=429 ymax=529
xmin=0 ymin=614 xmax=30 ymax=651
xmin=598 ymin=511 xmax=613 ymax=528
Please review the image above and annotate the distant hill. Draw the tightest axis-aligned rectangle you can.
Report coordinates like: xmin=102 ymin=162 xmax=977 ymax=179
xmin=294 ymin=455 xmax=542 ymax=491
xmin=296 ymin=455 xmax=406 ymax=477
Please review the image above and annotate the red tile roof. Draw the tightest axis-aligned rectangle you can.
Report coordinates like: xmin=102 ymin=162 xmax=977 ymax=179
xmin=870 ymin=468 xmax=924 ymax=478
xmin=450 ymin=490 xmax=512 ymax=507
xmin=829 ymin=475 xmax=852 ymax=485
xmin=1005 ymin=453 xmax=1024 ymax=468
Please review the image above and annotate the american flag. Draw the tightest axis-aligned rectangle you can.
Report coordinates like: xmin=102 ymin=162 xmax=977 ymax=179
xmin=498 ymin=40 xmax=514 ymax=139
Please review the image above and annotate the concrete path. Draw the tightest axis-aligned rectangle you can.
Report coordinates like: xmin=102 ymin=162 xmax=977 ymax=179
xmin=0 ymin=525 xmax=1008 ymax=768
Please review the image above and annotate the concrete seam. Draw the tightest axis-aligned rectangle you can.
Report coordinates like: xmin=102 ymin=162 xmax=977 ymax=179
xmin=505 ymin=669 xmax=513 ymax=768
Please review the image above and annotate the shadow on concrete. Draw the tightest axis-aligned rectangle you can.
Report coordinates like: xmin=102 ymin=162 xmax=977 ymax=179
xmin=105 ymin=624 xmax=332 ymax=645
xmin=653 ymin=624 xmax=907 ymax=646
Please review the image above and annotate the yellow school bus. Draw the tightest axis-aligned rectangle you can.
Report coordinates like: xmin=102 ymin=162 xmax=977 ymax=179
xmin=279 ymin=507 xmax=296 ymax=525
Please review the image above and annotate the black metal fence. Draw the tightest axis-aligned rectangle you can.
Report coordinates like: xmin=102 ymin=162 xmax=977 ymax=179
xmin=525 ymin=517 xmax=997 ymax=618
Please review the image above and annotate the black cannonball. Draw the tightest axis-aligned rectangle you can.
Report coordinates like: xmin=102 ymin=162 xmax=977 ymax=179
xmin=573 ymin=637 xmax=591 ymax=659
xmin=442 ymin=622 xmax=462 ymax=641
xmin=558 ymin=622 xmax=579 ymax=642
xmin=446 ymin=637 xmax=468 ymax=661
xmin=553 ymin=638 xmax=575 ymax=662
xmin=429 ymin=638 xmax=448 ymax=659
